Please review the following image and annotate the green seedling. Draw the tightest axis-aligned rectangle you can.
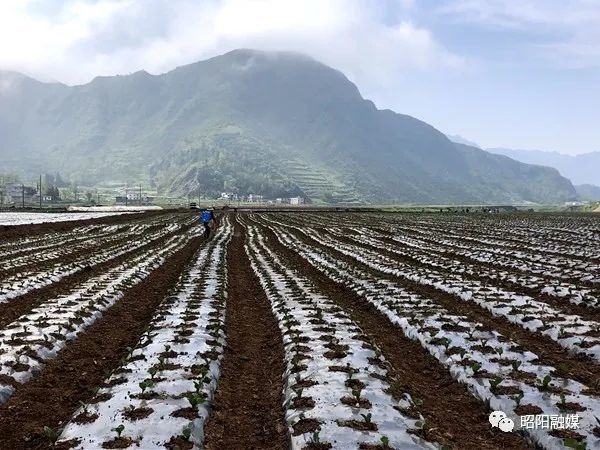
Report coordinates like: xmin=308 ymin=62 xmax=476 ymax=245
xmin=558 ymin=327 xmax=568 ymax=339
xmin=148 ymin=366 xmax=159 ymax=380
xmin=512 ymin=392 xmax=524 ymax=406
xmin=471 ymin=362 xmax=482 ymax=375
xmin=181 ymin=425 xmax=192 ymax=441
xmin=489 ymin=377 xmax=502 ymax=390
xmin=511 ymin=360 xmax=522 ymax=372
xmin=113 ymin=424 xmax=125 ymax=439
xmin=139 ymin=380 xmax=154 ymax=394
xmin=415 ymin=419 xmax=427 ymax=430
xmin=538 ymin=375 xmax=552 ymax=390
xmin=380 ymin=436 xmax=390 ymax=448
xmin=43 ymin=426 xmax=62 ymax=445
xmin=361 ymin=413 xmax=372 ymax=424
xmin=352 ymin=386 xmax=363 ymax=403
xmin=186 ymin=393 xmax=205 ymax=408
xmin=310 ymin=430 xmax=321 ymax=444
xmin=564 ymin=438 xmax=587 ymax=450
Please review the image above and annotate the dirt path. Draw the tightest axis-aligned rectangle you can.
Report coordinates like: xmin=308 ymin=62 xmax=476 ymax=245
xmin=256 ymin=221 xmax=531 ymax=450
xmin=203 ymin=218 xmax=288 ymax=450
xmin=0 ymin=236 xmax=202 ymax=450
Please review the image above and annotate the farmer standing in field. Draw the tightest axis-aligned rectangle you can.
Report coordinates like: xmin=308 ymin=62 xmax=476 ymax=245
xmin=200 ymin=207 xmax=217 ymax=239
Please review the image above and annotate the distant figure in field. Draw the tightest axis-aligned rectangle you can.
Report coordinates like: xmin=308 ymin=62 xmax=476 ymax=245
xmin=200 ymin=207 xmax=216 ymax=238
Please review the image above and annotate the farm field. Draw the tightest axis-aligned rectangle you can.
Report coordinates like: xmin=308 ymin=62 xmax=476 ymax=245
xmin=0 ymin=212 xmax=136 ymax=226
xmin=0 ymin=211 xmax=598 ymax=449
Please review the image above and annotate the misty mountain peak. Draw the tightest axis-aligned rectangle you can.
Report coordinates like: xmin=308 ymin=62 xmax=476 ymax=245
xmin=0 ymin=49 xmax=577 ymax=204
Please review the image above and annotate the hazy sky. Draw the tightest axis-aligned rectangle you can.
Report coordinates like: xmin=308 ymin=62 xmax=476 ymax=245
xmin=1 ymin=0 xmax=599 ymax=155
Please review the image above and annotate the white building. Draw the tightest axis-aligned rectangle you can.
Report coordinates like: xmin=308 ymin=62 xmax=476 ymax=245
xmin=247 ymin=194 xmax=264 ymax=203
xmin=290 ymin=197 xmax=304 ymax=205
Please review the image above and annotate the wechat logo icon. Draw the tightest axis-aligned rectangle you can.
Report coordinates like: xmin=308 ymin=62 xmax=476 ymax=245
xmin=489 ymin=411 xmax=515 ymax=432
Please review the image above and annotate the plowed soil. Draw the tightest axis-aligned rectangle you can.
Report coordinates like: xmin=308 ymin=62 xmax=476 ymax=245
xmin=256 ymin=222 xmax=532 ymax=450
xmin=203 ymin=218 xmax=288 ymax=450
xmin=0 ymin=236 xmax=202 ymax=450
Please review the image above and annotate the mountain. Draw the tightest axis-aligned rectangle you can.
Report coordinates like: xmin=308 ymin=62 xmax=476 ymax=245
xmin=575 ymin=184 xmax=600 ymax=201
xmin=0 ymin=49 xmax=578 ymax=204
xmin=488 ymin=148 xmax=600 ymax=187
xmin=446 ymin=135 xmax=481 ymax=148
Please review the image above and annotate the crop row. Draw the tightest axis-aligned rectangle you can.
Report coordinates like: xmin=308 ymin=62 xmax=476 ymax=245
xmin=265 ymin=215 xmax=600 ymax=364
xmin=373 ymin=215 xmax=598 ymax=263
xmin=1 ymin=223 xmax=160 ymax=274
xmin=357 ymin=226 xmax=598 ymax=308
xmin=56 ymin=218 xmax=232 ymax=449
xmin=245 ymin=222 xmax=433 ymax=449
xmin=0 ymin=230 xmax=194 ymax=405
xmin=0 ymin=217 xmax=192 ymax=303
xmin=259 ymin=216 xmax=600 ymax=449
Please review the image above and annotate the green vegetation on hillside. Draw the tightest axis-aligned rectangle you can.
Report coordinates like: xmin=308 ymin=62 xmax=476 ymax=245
xmin=0 ymin=50 xmax=578 ymax=204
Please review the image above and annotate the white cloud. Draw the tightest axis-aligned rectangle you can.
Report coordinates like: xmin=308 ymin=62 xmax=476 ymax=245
xmin=0 ymin=0 xmax=463 ymax=88
xmin=438 ymin=0 xmax=600 ymax=67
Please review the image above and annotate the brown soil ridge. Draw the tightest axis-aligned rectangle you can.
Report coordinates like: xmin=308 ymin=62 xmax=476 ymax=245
xmin=0 ymin=223 xmax=165 ymax=279
xmin=0 ymin=235 xmax=202 ymax=450
xmin=336 ymin=230 xmax=600 ymax=324
xmin=0 ymin=209 xmax=174 ymax=241
xmin=0 ymin=220 xmax=195 ymax=330
xmin=203 ymin=217 xmax=288 ymax=450
xmin=255 ymin=221 xmax=532 ymax=450
xmin=310 ymin=230 xmax=600 ymax=387
xmin=0 ymin=220 xmax=169 ymax=273
xmin=281 ymin=222 xmax=600 ymax=391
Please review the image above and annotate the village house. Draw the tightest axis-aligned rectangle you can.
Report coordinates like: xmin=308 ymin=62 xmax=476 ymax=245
xmin=1 ymin=183 xmax=38 ymax=206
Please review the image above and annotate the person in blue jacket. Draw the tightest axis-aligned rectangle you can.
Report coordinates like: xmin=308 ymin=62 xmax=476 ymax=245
xmin=200 ymin=207 xmax=216 ymax=238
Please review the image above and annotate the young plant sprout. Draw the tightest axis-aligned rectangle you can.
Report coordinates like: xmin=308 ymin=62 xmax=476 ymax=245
xmin=43 ymin=426 xmax=63 ymax=446
xmin=309 ymin=430 xmax=321 ymax=444
xmin=139 ymin=380 xmax=153 ymax=393
xmin=538 ymin=375 xmax=552 ymax=390
xmin=489 ymin=377 xmax=502 ymax=390
xmin=564 ymin=438 xmax=587 ymax=450
xmin=352 ymin=386 xmax=363 ymax=404
xmin=113 ymin=424 xmax=125 ymax=439
xmin=148 ymin=366 xmax=159 ymax=380
xmin=181 ymin=425 xmax=192 ymax=441
xmin=471 ymin=362 xmax=482 ymax=375
xmin=186 ymin=392 xmax=205 ymax=409
xmin=512 ymin=392 xmax=524 ymax=406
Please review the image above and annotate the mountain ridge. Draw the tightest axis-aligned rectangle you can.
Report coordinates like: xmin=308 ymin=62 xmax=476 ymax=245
xmin=487 ymin=147 xmax=600 ymax=186
xmin=0 ymin=49 xmax=578 ymax=204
